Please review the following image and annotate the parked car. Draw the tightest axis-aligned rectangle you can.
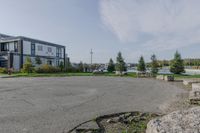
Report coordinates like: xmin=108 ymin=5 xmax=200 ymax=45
xmin=93 ymin=69 xmax=104 ymax=74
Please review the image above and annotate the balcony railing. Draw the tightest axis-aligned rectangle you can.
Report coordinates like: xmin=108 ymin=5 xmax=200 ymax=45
xmin=0 ymin=51 xmax=9 ymax=56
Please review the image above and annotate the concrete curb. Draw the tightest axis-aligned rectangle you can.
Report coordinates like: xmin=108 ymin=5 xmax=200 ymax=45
xmin=0 ymin=75 xmax=17 ymax=78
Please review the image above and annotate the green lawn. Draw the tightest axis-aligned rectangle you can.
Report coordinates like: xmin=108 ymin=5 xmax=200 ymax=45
xmin=174 ymin=74 xmax=200 ymax=79
xmin=0 ymin=72 xmax=137 ymax=78
xmin=2 ymin=72 xmax=200 ymax=79
xmin=158 ymin=74 xmax=200 ymax=79
xmin=11 ymin=72 xmax=93 ymax=77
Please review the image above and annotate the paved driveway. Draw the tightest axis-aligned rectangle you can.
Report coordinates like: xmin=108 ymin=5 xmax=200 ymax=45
xmin=0 ymin=77 xmax=187 ymax=133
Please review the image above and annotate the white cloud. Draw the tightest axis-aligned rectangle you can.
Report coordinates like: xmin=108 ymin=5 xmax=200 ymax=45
xmin=100 ymin=0 xmax=200 ymax=52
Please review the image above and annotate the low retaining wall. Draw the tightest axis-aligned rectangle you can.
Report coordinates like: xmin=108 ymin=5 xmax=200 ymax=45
xmin=183 ymin=79 xmax=200 ymax=86
xmin=156 ymin=75 xmax=174 ymax=81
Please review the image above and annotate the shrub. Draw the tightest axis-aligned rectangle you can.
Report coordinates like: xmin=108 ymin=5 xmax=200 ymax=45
xmin=35 ymin=64 xmax=61 ymax=73
xmin=0 ymin=67 xmax=7 ymax=73
xmin=21 ymin=57 xmax=34 ymax=73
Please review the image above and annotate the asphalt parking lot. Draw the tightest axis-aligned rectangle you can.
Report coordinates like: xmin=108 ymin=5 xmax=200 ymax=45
xmin=0 ymin=77 xmax=187 ymax=133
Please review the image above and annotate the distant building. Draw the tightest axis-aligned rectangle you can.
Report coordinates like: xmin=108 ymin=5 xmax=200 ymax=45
xmin=0 ymin=33 xmax=66 ymax=71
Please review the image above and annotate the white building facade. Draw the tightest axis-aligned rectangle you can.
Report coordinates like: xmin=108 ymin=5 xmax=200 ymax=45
xmin=0 ymin=35 xmax=66 ymax=71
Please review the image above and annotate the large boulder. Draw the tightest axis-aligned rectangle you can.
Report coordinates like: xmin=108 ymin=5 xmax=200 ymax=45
xmin=192 ymin=83 xmax=200 ymax=90
xmin=146 ymin=107 xmax=200 ymax=133
xmin=156 ymin=75 xmax=164 ymax=80
xmin=189 ymin=83 xmax=200 ymax=104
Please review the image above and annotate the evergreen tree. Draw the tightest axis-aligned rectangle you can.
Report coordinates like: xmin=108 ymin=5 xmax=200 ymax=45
xmin=137 ymin=56 xmax=146 ymax=72
xmin=170 ymin=51 xmax=185 ymax=74
xmin=107 ymin=58 xmax=115 ymax=72
xmin=115 ymin=52 xmax=126 ymax=75
xmin=150 ymin=54 xmax=159 ymax=76
xmin=35 ymin=56 xmax=42 ymax=65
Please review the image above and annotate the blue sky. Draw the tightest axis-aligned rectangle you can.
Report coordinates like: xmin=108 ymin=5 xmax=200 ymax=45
xmin=0 ymin=0 xmax=200 ymax=63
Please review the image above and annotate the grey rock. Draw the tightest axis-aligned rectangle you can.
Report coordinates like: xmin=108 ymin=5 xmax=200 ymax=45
xmin=192 ymin=83 xmax=200 ymax=89
xmin=146 ymin=107 xmax=200 ymax=133
xmin=156 ymin=75 xmax=164 ymax=80
xmin=189 ymin=83 xmax=200 ymax=104
xmin=106 ymin=118 xmax=117 ymax=124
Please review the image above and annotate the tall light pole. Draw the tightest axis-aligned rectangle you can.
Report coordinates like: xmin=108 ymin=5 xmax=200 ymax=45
xmin=90 ymin=49 xmax=93 ymax=71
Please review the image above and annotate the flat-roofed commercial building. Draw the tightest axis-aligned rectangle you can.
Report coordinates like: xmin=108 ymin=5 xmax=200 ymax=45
xmin=0 ymin=34 xmax=66 ymax=71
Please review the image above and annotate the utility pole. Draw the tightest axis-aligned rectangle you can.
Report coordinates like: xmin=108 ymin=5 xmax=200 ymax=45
xmin=90 ymin=49 xmax=93 ymax=72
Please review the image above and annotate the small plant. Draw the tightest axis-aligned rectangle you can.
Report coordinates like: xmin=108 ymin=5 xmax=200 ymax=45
xmin=122 ymin=129 xmax=128 ymax=133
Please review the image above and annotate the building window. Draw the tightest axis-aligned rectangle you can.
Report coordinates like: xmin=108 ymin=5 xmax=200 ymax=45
xmin=37 ymin=45 xmax=43 ymax=51
xmin=14 ymin=42 xmax=18 ymax=52
xmin=47 ymin=47 xmax=52 ymax=52
xmin=1 ymin=43 xmax=9 ymax=51
xmin=56 ymin=59 xmax=59 ymax=66
xmin=47 ymin=60 xmax=52 ymax=66
xmin=31 ymin=43 xmax=35 ymax=56
xmin=56 ymin=48 xmax=62 ymax=57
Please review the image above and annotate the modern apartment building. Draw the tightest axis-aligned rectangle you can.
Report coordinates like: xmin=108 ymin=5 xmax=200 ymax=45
xmin=0 ymin=34 xmax=66 ymax=71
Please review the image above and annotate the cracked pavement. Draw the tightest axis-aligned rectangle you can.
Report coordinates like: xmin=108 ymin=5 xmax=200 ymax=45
xmin=0 ymin=77 xmax=187 ymax=133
